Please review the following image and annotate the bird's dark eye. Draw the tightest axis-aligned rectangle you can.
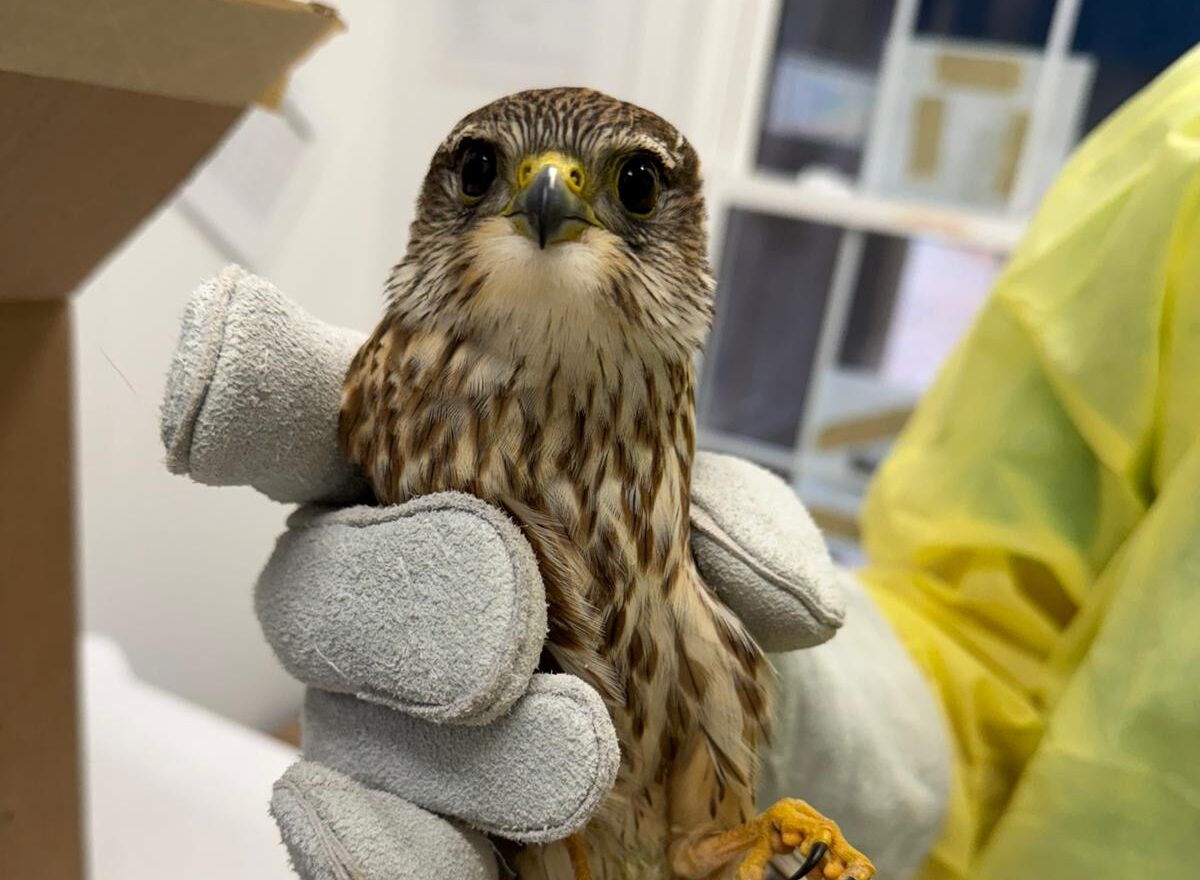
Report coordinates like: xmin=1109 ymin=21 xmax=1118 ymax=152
xmin=459 ymin=140 xmax=497 ymax=200
xmin=616 ymin=153 xmax=662 ymax=217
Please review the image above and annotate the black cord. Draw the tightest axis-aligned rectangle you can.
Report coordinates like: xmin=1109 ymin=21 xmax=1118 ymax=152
xmin=787 ymin=841 xmax=829 ymax=880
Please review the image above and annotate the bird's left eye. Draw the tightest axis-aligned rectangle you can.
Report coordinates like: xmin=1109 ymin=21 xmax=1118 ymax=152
xmin=459 ymin=139 xmax=497 ymax=200
xmin=616 ymin=153 xmax=662 ymax=217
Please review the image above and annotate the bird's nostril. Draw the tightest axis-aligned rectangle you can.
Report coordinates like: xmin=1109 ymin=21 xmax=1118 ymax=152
xmin=519 ymin=161 xmax=535 ymax=188
xmin=569 ymin=168 xmax=583 ymax=188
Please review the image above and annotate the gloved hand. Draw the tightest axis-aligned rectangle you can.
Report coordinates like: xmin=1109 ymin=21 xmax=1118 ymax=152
xmin=161 ymin=266 xmax=949 ymax=880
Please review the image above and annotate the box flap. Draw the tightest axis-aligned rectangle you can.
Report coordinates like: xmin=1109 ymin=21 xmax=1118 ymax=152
xmin=0 ymin=0 xmax=342 ymax=302
xmin=0 ymin=0 xmax=341 ymax=107
xmin=0 ymin=72 xmax=247 ymax=302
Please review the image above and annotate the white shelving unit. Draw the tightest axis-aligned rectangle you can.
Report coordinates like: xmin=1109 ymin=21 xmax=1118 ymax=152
xmin=708 ymin=168 xmax=1025 ymax=256
xmin=690 ymin=0 xmax=1086 ymax=539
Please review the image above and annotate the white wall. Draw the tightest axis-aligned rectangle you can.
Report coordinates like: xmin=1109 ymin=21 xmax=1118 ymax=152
xmin=74 ymin=0 xmax=409 ymax=730
xmin=74 ymin=0 xmax=761 ymax=730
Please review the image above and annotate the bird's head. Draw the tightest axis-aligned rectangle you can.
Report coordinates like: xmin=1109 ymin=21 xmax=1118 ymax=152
xmin=387 ymin=88 xmax=713 ymax=371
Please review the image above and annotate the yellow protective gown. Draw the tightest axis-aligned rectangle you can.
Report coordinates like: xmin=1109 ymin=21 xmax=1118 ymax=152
xmin=859 ymin=44 xmax=1200 ymax=880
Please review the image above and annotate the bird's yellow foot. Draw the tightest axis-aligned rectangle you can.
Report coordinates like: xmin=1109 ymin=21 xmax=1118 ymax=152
xmin=734 ymin=799 xmax=873 ymax=880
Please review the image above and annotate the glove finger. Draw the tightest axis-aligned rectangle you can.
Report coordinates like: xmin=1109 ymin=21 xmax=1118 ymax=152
xmin=689 ymin=452 xmax=846 ymax=652
xmin=271 ymin=761 xmax=497 ymax=880
xmin=301 ymin=674 xmax=619 ymax=844
xmin=257 ymin=495 xmax=546 ymax=726
xmin=161 ymin=266 xmax=368 ymax=505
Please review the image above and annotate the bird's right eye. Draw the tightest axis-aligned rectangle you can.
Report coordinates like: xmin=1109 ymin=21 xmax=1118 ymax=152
xmin=459 ymin=140 xmax=497 ymax=201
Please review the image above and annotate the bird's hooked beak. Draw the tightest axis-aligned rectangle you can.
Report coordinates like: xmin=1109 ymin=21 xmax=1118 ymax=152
xmin=502 ymin=152 xmax=598 ymax=249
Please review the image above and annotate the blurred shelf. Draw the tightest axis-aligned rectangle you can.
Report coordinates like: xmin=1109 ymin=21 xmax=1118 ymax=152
xmin=698 ymin=428 xmax=796 ymax=473
xmin=699 ymin=370 xmax=915 ymax=474
xmin=709 ymin=167 xmax=1027 ymax=255
xmin=698 ymin=426 xmax=867 ymax=547
xmin=699 ymin=368 xmax=919 ymax=551
xmin=796 ymin=459 xmax=868 ymax=543
xmin=812 ymin=368 xmax=918 ymax=451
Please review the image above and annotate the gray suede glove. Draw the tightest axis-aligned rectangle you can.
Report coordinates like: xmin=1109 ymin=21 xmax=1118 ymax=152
xmin=162 ymin=266 xmax=948 ymax=880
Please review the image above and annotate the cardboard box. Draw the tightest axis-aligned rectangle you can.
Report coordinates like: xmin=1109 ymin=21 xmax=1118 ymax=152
xmin=0 ymin=3 xmax=340 ymax=877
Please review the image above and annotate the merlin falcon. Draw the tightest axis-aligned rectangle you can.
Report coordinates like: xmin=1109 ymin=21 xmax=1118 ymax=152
xmin=340 ymin=87 xmax=873 ymax=880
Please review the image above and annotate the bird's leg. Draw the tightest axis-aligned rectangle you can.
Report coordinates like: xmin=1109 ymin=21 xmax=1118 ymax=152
xmin=565 ymin=832 xmax=592 ymax=880
xmin=670 ymin=798 xmax=873 ymax=880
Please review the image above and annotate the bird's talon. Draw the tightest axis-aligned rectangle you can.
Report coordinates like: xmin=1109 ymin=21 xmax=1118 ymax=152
xmin=788 ymin=841 xmax=828 ymax=879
